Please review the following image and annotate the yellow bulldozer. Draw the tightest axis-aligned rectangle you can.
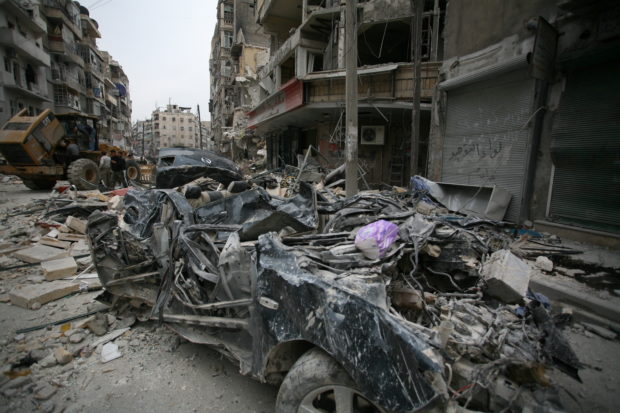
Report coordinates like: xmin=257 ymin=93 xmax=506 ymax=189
xmin=0 ymin=109 xmax=140 ymax=190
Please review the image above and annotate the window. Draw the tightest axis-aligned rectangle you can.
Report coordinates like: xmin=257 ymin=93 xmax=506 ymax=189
xmin=4 ymin=57 xmax=11 ymax=73
xmin=180 ymin=118 xmax=184 ymax=123
xmin=223 ymin=31 xmax=233 ymax=48
xmin=163 ymin=116 xmax=166 ymax=121
xmin=180 ymin=126 xmax=184 ymax=131
xmin=172 ymin=117 xmax=176 ymax=122
xmin=189 ymin=126 xmax=193 ymax=131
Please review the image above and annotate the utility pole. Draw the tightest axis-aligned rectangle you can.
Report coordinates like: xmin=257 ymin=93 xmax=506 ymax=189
xmin=410 ymin=0 xmax=423 ymax=177
xmin=345 ymin=0 xmax=358 ymax=197
xmin=197 ymin=104 xmax=203 ymax=150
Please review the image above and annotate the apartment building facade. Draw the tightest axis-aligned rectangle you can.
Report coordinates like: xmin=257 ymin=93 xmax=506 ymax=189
xmin=0 ymin=0 xmax=131 ymax=147
xmin=0 ymin=0 xmax=52 ymax=125
xmin=248 ymin=0 xmax=444 ymax=186
xmin=209 ymin=0 xmax=269 ymax=157
xmin=152 ymin=104 xmax=202 ymax=150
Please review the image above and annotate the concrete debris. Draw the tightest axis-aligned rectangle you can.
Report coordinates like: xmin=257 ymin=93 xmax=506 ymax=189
xmin=53 ymin=347 xmax=73 ymax=365
xmin=482 ymin=249 xmax=531 ymax=303
xmin=86 ymin=313 xmax=108 ymax=336
xmin=66 ymin=216 xmax=88 ymax=234
xmin=34 ymin=384 xmax=57 ymax=401
xmin=536 ymin=255 xmax=554 ymax=272
xmin=13 ymin=244 xmax=70 ymax=264
xmin=41 ymin=257 xmax=78 ymax=280
xmin=9 ymin=281 xmax=80 ymax=309
xmin=101 ymin=342 xmax=122 ymax=363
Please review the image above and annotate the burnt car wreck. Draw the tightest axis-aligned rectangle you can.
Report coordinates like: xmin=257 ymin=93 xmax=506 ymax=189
xmin=85 ymin=175 xmax=581 ymax=412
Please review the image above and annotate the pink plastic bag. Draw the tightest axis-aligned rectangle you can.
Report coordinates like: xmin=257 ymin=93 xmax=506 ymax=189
xmin=354 ymin=220 xmax=399 ymax=260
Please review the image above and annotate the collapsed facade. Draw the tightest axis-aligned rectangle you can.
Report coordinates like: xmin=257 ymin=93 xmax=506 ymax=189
xmin=427 ymin=0 xmax=620 ymax=247
xmin=209 ymin=0 xmax=270 ymax=158
xmin=248 ymin=0 xmax=444 ymax=186
xmin=0 ymin=0 xmax=131 ymax=147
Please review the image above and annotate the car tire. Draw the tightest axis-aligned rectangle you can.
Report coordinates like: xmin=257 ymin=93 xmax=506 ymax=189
xmin=21 ymin=178 xmax=56 ymax=190
xmin=275 ymin=348 xmax=387 ymax=413
xmin=126 ymin=159 xmax=141 ymax=182
xmin=67 ymin=158 xmax=100 ymax=190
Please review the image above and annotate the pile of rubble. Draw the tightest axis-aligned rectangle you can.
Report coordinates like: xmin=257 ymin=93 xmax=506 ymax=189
xmin=82 ymin=166 xmax=585 ymax=412
xmin=2 ymin=158 xmax=614 ymax=411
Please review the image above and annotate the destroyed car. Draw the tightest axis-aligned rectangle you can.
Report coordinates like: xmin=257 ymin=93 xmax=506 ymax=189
xmin=155 ymin=147 xmax=243 ymax=189
xmin=86 ymin=181 xmax=579 ymax=413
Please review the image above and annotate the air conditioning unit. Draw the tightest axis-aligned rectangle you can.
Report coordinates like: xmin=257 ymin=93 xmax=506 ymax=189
xmin=360 ymin=125 xmax=385 ymax=145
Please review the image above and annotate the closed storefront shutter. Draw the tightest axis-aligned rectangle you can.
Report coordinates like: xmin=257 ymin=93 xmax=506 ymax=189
xmin=548 ymin=59 xmax=620 ymax=234
xmin=441 ymin=70 xmax=535 ymax=222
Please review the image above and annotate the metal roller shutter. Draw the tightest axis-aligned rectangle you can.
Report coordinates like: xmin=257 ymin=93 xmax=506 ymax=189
xmin=441 ymin=70 xmax=535 ymax=222
xmin=548 ymin=60 xmax=620 ymax=234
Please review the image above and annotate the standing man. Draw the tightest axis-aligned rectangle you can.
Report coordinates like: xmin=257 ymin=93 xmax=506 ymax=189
xmin=110 ymin=150 xmax=128 ymax=188
xmin=99 ymin=151 xmax=112 ymax=189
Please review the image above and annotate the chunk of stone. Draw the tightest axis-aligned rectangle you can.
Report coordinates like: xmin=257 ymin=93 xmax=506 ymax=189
xmin=41 ymin=257 xmax=77 ymax=281
xmin=13 ymin=245 xmax=69 ymax=264
xmin=86 ymin=313 xmax=108 ymax=336
xmin=66 ymin=216 xmax=87 ymax=234
xmin=34 ymin=384 xmax=57 ymax=401
xmin=39 ymin=354 xmax=57 ymax=368
xmin=69 ymin=333 xmax=85 ymax=344
xmin=53 ymin=347 xmax=73 ymax=365
xmin=481 ymin=249 xmax=531 ymax=303
xmin=9 ymin=281 xmax=80 ymax=309
xmin=535 ymin=256 xmax=554 ymax=272
xmin=1 ymin=376 xmax=32 ymax=390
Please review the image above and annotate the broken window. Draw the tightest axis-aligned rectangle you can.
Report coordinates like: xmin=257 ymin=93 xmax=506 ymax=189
xmin=223 ymin=30 xmax=233 ymax=48
xmin=358 ymin=21 xmax=412 ymax=66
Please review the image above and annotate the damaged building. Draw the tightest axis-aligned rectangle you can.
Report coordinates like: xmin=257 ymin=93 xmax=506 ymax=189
xmin=209 ymin=0 xmax=270 ymax=158
xmin=427 ymin=0 xmax=620 ymax=247
xmin=248 ymin=0 xmax=444 ymax=186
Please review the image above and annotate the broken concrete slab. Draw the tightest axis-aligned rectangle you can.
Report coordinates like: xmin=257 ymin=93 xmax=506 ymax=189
xmin=9 ymin=281 xmax=80 ymax=309
xmin=57 ymin=233 xmax=86 ymax=242
xmin=39 ymin=236 xmax=72 ymax=249
xmin=66 ymin=216 xmax=87 ymax=234
xmin=13 ymin=244 xmax=70 ymax=264
xmin=482 ymin=249 xmax=531 ymax=304
xmin=41 ymin=257 xmax=78 ymax=281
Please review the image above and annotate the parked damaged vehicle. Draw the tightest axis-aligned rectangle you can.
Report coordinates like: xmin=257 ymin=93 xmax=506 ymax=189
xmin=155 ymin=147 xmax=243 ymax=189
xmin=85 ymin=182 xmax=579 ymax=413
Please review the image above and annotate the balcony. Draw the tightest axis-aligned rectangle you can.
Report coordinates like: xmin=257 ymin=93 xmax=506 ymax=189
xmin=0 ymin=28 xmax=50 ymax=67
xmin=41 ymin=0 xmax=82 ymax=39
xmin=51 ymin=67 xmax=83 ymax=93
xmin=1 ymin=71 xmax=51 ymax=102
xmin=47 ymin=36 xmax=85 ymax=67
xmin=257 ymin=0 xmax=302 ymax=33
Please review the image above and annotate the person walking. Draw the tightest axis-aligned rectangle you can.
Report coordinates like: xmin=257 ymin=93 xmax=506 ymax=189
xmin=110 ymin=150 xmax=128 ymax=188
xmin=99 ymin=151 xmax=112 ymax=189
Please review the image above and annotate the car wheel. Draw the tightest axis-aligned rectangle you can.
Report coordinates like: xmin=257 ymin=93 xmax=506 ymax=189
xmin=276 ymin=348 xmax=387 ymax=413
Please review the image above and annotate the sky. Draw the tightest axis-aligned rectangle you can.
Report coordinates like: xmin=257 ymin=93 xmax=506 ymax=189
xmin=85 ymin=0 xmax=217 ymax=122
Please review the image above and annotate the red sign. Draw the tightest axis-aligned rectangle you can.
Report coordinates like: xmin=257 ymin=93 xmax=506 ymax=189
xmin=248 ymin=79 xmax=303 ymax=128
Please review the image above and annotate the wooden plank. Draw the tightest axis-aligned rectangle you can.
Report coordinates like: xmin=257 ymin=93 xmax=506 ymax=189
xmin=57 ymin=233 xmax=86 ymax=242
xmin=39 ymin=237 xmax=72 ymax=250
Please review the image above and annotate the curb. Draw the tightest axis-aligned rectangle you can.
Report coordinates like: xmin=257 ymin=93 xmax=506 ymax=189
xmin=530 ymin=277 xmax=620 ymax=326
